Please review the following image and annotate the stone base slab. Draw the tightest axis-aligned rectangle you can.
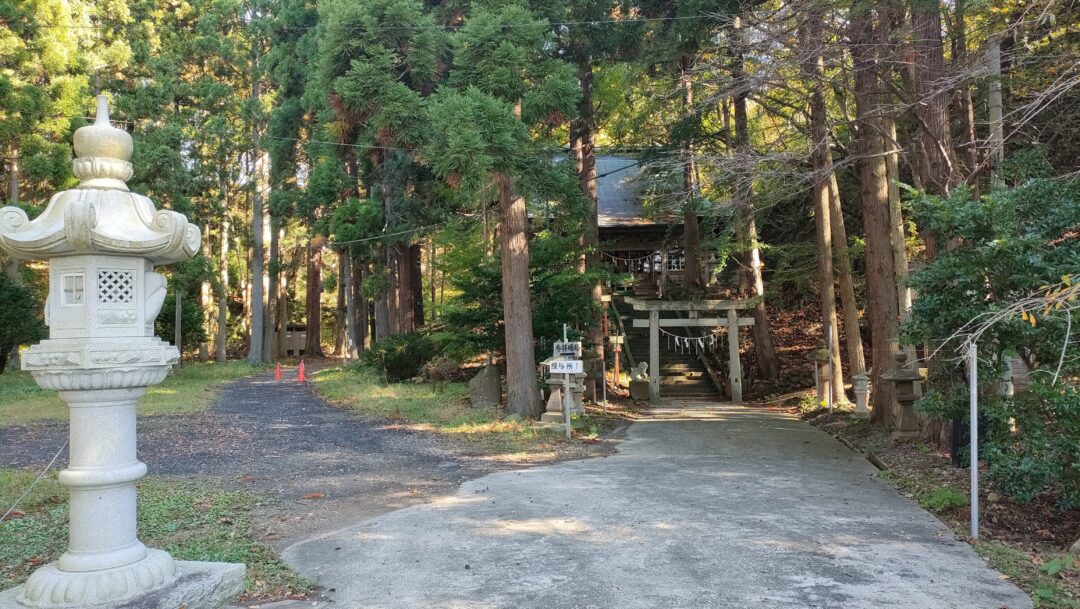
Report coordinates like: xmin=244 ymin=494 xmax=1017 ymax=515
xmin=539 ymin=412 xmax=565 ymax=424
xmin=0 ymin=561 xmax=244 ymax=609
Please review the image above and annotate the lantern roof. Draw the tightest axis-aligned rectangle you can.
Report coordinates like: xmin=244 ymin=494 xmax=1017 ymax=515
xmin=0 ymin=96 xmax=200 ymax=265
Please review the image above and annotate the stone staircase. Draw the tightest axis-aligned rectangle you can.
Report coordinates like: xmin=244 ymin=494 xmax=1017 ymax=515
xmin=612 ymin=295 xmax=723 ymax=400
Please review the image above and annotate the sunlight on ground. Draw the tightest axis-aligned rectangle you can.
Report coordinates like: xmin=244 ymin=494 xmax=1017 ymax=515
xmin=312 ymin=366 xmax=570 ymax=456
xmin=0 ymin=361 xmax=262 ymax=426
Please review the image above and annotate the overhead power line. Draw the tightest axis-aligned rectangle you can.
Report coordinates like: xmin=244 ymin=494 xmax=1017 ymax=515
xmin=23 ymin=13 xmax=732 ymax=32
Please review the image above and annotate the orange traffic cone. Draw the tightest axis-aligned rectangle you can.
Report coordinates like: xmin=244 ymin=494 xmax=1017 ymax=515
xmin=274 ymin=362 xmax=281 ymax=381
xmin=298 ymin=359 xmax=306 ymax=383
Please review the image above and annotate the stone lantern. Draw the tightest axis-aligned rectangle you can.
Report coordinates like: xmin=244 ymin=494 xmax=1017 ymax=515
xmin=881 ymin=351 xmax=924 ymax=441
xmin=0 ymin=97 xmax=243 ymax=609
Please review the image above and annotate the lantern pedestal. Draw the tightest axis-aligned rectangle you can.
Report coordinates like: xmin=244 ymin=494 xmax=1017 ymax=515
xmin=0 ymin=96 xmax=243 ymax=608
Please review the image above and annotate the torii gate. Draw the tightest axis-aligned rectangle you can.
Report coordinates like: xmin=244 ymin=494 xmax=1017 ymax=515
xmin=625 ymin=297 xmax=757 ymax=403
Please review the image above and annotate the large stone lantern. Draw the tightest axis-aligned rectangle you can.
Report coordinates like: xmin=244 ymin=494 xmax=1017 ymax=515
xmin=0 ymin=97 xmax=243 ymax=609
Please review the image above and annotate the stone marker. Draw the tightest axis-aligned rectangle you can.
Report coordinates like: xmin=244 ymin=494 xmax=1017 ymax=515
xmin=852 ymin=371 xmax=871 ymax=418
xmin=467 ymin=363 xmax=501 ymax=408
xmin=0 ymin=96 xmax=244 ymax=609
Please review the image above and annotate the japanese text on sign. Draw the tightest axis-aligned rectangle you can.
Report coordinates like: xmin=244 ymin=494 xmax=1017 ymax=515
xmin=548 ymin=359 xmax=583 ymax=374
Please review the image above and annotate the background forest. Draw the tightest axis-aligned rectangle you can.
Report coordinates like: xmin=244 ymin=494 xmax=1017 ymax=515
xmin=2 ymin=0 xmax=1079 ymax=510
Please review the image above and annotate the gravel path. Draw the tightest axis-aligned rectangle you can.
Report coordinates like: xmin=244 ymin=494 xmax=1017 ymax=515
xmin=0 ymin=367 xmax=505 ymax=547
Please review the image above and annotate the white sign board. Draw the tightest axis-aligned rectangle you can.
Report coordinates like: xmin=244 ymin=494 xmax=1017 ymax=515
xmin=548 ymin=359 xmax=583 ymax=374
xmin=553 ymin=341 xmax=582 ymax=358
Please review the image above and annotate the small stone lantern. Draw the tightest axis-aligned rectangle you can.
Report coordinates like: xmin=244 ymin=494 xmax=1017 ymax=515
xmin=0 ymin=97 xmax=243 ymax=609
xmin=852 ymin=372 xmax=871 ymax=418
xmin=881 ymin=351 xmax=924 ymax=441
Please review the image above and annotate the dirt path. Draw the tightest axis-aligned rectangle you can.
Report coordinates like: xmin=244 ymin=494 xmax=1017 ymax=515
xmin=0 ymin=368 xmax=520 ymax=548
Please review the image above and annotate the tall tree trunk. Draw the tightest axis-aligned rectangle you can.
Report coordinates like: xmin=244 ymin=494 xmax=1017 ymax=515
xmin=828 ymin=175 xmax=866 ymax=376
xmin=248 ymin=175 xmax=265 ymax=363
xmin=802 ymin=9 xmax=844 ymax=401
xmin=354 ymin=258 xmax=367 ymax=354
xmin=247 ymin=43 xmax=265 ymax=365
xmin=852 ymin=5 xmax=900 ymax=425
xmin=216 ymin=215 xmax=229 ymax=362
xmin=411 ymin=243 xmax=424 ymax=327
xmin=278 ymin=265 xmax=289 ymax=358
xmin=304 ymin=236 xmax=324 ymax=356
xmin=262 ymin=213 xmax=278 ymax=362
xmin=577 ymin=59 xmax=604 ymax=395
xmin=374 ymin=285 xmax=390 ymax=342
xmin=343 ymin=251 xmax=358 ymax=359
xmin=954 ymin=0 xmax=978 ymax=183
xmin=497 ymin=171 xmax=541 ymax=418
xmin=732 ymin=15 xmax=780 ymax=380
xmin=679 ymin=54 xmax=703 ymax=293
xmin=428 ymin=240 xmax=437 ymax=321
xmin=333 ymin=248 xmax=347 ymax=355
xmin=912 ymin=0 xmax=958 ymax=201
xmin=885 ymin=118 xmax=913 ymax=318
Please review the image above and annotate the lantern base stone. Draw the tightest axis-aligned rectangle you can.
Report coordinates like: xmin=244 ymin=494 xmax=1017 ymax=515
xmin=0 ymin=559 xmax=244 ymax=609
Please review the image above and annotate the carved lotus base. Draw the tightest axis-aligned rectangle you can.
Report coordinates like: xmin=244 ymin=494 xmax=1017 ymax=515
xmin=15 ymin=549 xmax=178 ymax=609
xmin=21 ymin=337 xmax=178 ymax=391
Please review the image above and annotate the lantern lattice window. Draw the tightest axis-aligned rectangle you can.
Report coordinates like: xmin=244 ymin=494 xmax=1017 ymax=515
xmin=97 ymin=270 xmax=136 ymax=304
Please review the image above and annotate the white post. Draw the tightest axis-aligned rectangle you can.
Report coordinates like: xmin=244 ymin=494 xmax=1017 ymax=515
xmin=970 ymin=343 xmax=979 ymax=540
xmin=562 ymin=373 xmax=572 ymax=439
xmin=727 ymin=309 xmax=742 ymax=403
xmin=649 ymin=309 xmax=660 ymax=403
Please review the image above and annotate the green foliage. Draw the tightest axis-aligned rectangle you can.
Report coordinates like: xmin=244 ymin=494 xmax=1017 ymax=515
xmin=984 ymin=378 xmax=1080 ymax=508
xmin=434 ymin=220 xmax=602 ymax=361
xmin=917 ymin=487 xmax=969 ymax=512
xmin=906 ymin=159 xmax=1080 ymax=509
xmin=155 ymin=289 xmax=208 ymax=352
xmin=0 ymin=273 xmax=46 ymax=374
xmin=360 ymin=332 xmax=439 ymax=382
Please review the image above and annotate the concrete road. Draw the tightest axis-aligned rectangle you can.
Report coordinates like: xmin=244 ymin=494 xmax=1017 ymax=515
xmin=281 ymin=405 xmax=1031 ymax=609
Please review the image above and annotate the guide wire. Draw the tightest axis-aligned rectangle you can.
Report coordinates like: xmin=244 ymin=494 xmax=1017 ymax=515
xmin=0 ymin=439 xmax=68 ymax=525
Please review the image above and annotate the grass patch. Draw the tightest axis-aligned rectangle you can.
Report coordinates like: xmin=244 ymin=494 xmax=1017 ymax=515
xmin=0 ymin=361 xmax=261 ymax=426
xmin=975 ymin=542 xmax=1079 ymax=608
xmin=313 ymin=365 xmax=578 ymax=456
xmin=0 ymin=470 xmax=311 ymax=602
xmin=918 ymin=487 xmax=970 ymax=512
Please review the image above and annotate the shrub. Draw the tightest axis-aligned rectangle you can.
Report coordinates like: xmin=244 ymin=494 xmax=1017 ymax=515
xmin=361 ymin=332 xmax=438 ymax=382
xmin=984 ymin=378 xmax=1080 ymax=509
xmin=421 ymin=356 xmax=459 ymax=392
